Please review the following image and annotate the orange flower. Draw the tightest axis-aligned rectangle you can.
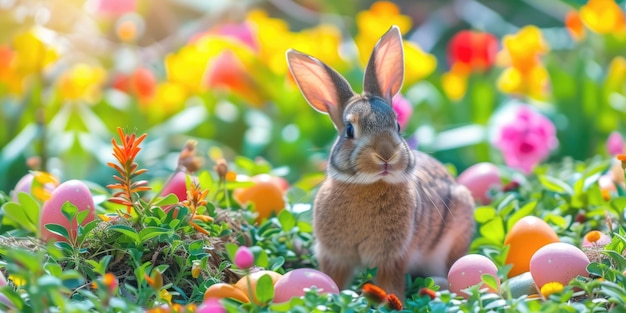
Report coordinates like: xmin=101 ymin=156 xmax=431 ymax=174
xmin=585 ymin=230 xmax=602 ymax=243
xmin=565 ymin=11 xmax=586 ymax=41
xmin=580 ymin=0 xmax=626 ymax=34
xmin=617 ymin=153 xmax=626 ymax=161
xmin=385 ymin=294 xmax=403 ymax=310
xmin=107 ymin=127 xmax=150 ymax=213
xmin=362 ymin=283 xmax=387 ymax=304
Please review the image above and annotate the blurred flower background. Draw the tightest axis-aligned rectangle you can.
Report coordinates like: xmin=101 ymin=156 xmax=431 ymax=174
xmin=1 ymin=0 xmax=626 ymax=191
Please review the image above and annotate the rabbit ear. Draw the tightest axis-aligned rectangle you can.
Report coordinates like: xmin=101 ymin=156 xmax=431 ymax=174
xmin=363 ymin=25 xmax=404 ymax=105
xmin=286 ymin=49 xmax=355 ymax=128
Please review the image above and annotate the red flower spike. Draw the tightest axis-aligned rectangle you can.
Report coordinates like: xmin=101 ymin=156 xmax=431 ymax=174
xmin=106 ymin=127 xmax=150 ymax=214
xmin=418 ymin=287 xmax=436 ymax=300
xmin=385 ymin=294 xmax=403 ymax=311
xmin=362 ymin=283 xmax=387 ymax=304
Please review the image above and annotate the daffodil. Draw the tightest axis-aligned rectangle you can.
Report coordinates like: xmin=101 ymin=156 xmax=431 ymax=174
xmin=404 ymin=41 xmax=437 ymax=85
xmin=580 ymin=0 xmax=625 ymax=34
xmin=501 ymin=26 xmax=549 ymax=72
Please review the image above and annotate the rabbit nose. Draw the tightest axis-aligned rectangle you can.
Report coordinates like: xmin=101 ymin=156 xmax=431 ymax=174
xmin=375 ymin=140 xmax=396 ymax=162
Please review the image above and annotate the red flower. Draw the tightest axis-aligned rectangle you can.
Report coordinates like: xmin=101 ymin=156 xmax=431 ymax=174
xmin=447 ymin=30 xmax=498 ymax=73
xmin=112 ymin=67 xmax=156 ymax=102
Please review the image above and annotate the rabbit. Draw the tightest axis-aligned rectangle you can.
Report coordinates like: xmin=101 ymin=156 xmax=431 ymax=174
xmin=285 ymin=25 xmax=475 ymax=300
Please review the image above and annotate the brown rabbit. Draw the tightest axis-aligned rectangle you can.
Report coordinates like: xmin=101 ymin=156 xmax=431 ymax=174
xmin=286 ymin=26 xmax=475 ymax=300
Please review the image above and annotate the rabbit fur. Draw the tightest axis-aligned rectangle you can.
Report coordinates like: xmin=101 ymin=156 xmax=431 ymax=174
xmin=286 ymin=25 xmax=475 ymax=300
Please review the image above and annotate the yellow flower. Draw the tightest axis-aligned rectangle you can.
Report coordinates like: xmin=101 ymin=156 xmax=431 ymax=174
xmin=290 ymin=24 xmax=345 ymax=72
xmin=580 ymin=0 xmax=626 ymax=34
xmin=8 ymin=275 xmax=26 ymax=287
xmin=442 ymin=68 xmax=468 ymax=101
xmin=540 ymin=281 xmax=564 ymax=298
xmin=31 ymin=171 xmax=59 ymax=201
xmin=12 ymin=28 xmax=59 ymax=76
xmin=152 ymin=82 xmax=186 ymax=114
xmin=405 ymin=41 xmax=437 ymax=85
xmin=497 ymin=63 xmax=549 ymax=100
xmin=164 ymin=45 xmax=210 ymax=94
xmin=355 ymin=2 xmax=412 ymax=66
xmin=58 ymin=63 xmax=106 ymax=102
xmin=159 ymin=289 xmax=172 ymax=305
xmin=606 ymin=56 xmax=626 ymax=89
xmin=502 ymin=26 xmax=549 ymax=72
xmin=246 ymin=10 xmax=293 ymax=75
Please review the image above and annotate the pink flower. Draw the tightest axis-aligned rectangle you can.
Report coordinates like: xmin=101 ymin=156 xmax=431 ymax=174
xmin=196 ymin=298 xmax=226 ymax=313
xmin=606 ymin=131 xmax=624 ymax=155
xmin=392 ymin=94 xmax=413 ymax=130
xmin=234 ymin=246 xmax=254 ymax=269
xmin=94 ymin=0 xmax=136 ymax=15
xmin=493 ymin=105 xmax=557 ymax=174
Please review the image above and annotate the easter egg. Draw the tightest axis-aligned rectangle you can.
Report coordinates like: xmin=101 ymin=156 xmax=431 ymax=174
xmin=273 ymin=268 xmax=339 ymax=303
xmin=448 ymin=254 xmax=499 ymax=298
xmin=504 ymin=216 xmax=559 ymax=277
xmin=581 ymin=231 xmax=611 ymax=248
xmin=501 ymin=272 xmax=538 ymax=298
xmin=203 ymin=283 xmax=249 ymax=303
xmin=39 ymin=180 xmax=95 ymax=242
xmin=160 ymin=171 xmax=191 ymax=202
xmin=234 ymin=179 xmax=286 ymax=223
xmin=457 ymin=162 xmax=501 ymax=204
xmin=11 ymin=172 xmax=57 ymax=202
xmin=530 ymin=242 xmax=590 ymax=289
xmin=234 ymin=270 xmax=283 ymax=304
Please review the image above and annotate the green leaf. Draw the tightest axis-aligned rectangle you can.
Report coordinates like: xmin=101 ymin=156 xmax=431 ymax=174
xmin=255 ymin=274 xmax=275 ymax=304
xmin=474 ymin=206 xmax=496 ymax=224
xmin=506 ymin=201 xmax=536 ymax=231
xmin=538 ymin=175 xmax=573 ymax=195
xmin=138 ymin=227 xmax=171 ymax=242
xmin=152 ymin=193 xmax=179 ymax=207
xmin=278 ymin=210 xmax=296 ymax=231
xmin=225 ymin=243 xmax=239 ymax=264
xmin=479 ymin=216 xmax=505 ymax=245
xmin=269 ymin=256 xmax=285 ymax=271
xmin=1 ymin=202 xmax=38 ymax=233
xmin=109 ymin=225 xmax=140 ymax=244
xmin=76 ymin=209 xmax=90 ymax=225
xmin=61 ymin=201 xmax=78 ymax=222
xmin=250 ymin=246 xmax=269 ymax=268
xmin=481 ymin=274 xmax=499 ymax=293
xmin=17 ymin=192 xmax=40 ymax=227
xmin=544 ymin=213 xmax=567 ymax=229
xmin=44 ymin=223 xmax=70 ymax=240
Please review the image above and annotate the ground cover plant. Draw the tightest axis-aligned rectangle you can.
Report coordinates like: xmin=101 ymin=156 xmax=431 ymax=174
xmin=1 ymin=0 xmax=626 ymax=312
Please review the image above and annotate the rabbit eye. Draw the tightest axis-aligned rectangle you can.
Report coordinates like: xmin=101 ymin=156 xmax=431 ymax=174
xmin=345 ymin=124 xmax=354 ymax=139
xmin=397 ymin=122 xmax=401 ymax=133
